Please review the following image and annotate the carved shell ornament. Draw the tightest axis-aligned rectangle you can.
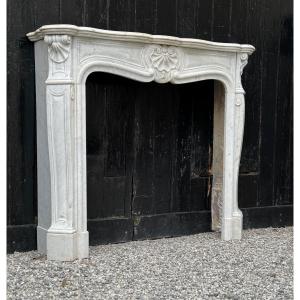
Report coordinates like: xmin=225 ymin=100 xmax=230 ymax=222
xmin=150 ymin=46 xmax=178 ymax=72
xmin=147 ymin=45 xmax=181 ymax=83
xmin=44 ymin=35 xmax=71 ymax=63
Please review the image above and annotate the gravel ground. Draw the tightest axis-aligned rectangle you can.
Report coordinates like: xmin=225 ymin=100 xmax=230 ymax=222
xmin=7 ymin=227 xmax=293 ymax=300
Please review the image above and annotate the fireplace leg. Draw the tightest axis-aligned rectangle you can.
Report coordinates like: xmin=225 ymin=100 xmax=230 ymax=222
xmin=43 ymin=84 xmax=82 ymax=261
xmin=212 ymin=81 xmax=244 ymax=240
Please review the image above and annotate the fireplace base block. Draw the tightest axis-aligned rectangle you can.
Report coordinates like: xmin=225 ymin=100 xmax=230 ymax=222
xmin=222 ymin=211 xmax=243 ymax=240
xmin=47 ymin=232 xmax=77 ymax=261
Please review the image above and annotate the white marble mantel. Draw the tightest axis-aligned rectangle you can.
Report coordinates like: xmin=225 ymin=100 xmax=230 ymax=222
xmin=27 ymin=24 xmax=255 ymax=261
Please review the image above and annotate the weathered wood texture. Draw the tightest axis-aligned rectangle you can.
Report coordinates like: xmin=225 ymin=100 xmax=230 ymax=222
xmin=86 ymin=74 xmax=214 ymax=243
xmin=7 ymin=0 xmax=293 ymax=251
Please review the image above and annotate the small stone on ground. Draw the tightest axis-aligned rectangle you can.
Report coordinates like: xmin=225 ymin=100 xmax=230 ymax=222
xmin=7 ymin=227 xmax=293 ymax=299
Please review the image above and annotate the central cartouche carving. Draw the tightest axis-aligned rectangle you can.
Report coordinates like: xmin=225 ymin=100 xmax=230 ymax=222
xmin=148 ymin=45 xmax=180 ymax=83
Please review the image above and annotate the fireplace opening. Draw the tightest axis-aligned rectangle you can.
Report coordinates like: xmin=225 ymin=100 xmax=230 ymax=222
xmin=86 ymin=72 xmax=215 ymax=245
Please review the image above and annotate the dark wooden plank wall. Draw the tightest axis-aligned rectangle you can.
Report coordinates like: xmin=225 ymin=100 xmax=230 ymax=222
xmin=7 ymin=0 xmax=293 ymax=252
xmin=86 ymin=74 xmax=214 ymax=243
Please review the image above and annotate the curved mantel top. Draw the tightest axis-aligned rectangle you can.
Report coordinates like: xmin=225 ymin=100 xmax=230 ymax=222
xmin=27 ymin=24 xmax=255 ymax=54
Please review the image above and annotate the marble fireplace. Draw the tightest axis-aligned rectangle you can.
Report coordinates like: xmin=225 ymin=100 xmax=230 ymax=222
xmin=27 ymin=25 xmax=255 ymax=261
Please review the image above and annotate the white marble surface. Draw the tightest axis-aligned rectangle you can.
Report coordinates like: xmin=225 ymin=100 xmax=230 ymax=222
xmin=27 ymin=25 xmax=255 ymax=261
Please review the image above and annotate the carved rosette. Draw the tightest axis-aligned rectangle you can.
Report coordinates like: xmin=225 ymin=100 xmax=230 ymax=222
xmin=144 ymin=45 xmax=181 ymax=83
xmin=44 ymin=35 xmax=71 ymax=63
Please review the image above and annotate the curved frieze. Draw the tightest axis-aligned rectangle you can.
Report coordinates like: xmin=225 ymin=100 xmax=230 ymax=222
xmin=44 ymin=35 xmax=71 ymax=63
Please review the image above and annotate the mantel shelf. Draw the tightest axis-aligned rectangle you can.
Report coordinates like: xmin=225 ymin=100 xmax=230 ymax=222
xmin=27 ymin=24 xmax=255 ymax=54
